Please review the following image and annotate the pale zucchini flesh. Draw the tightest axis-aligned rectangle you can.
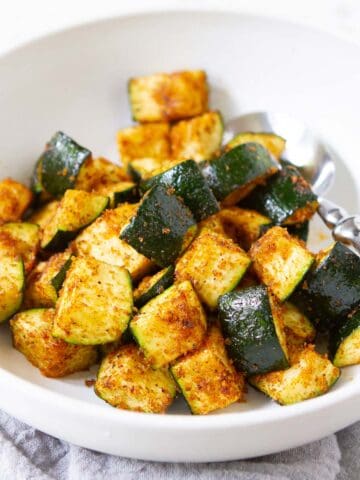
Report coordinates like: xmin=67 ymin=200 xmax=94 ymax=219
xmin=0 ymin=222 xmax=40 ymax=273
xmin=225 ymin=132 xmax=286 ymax=160
xmin=0 ymin=178 xmax=33 ymax=223
xmin=0 ymin=256 xmax=24 ymax=322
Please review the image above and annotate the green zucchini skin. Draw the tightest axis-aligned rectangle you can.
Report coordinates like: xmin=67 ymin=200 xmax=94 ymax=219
xmin=140 ymin=160 xmax=219 ymax=221
xmin=218 ymin=286 xmax=289 ymax=375
xmin=330 ymin=308 xmax=360 ymax=363
xmin=201 ymin=143 xmax=278 ymax=203
xmin=51 ymin=254 xmax=73 ymax=293
xmin=38 ymin=131 xmax=91 ymax=198
xmin=134 ymin=266 xmax=175 ymax=309
xmin=113 ymin=185 xmax=139 ymax=206
xmin=120 ymin=184 xmax=197 ymax=267
xmin=242 ymin=161 xmax=317 ymax=224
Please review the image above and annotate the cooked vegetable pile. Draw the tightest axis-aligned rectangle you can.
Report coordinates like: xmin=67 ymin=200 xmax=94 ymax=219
xmin=3 ymin=69 xmax=360 ymax=415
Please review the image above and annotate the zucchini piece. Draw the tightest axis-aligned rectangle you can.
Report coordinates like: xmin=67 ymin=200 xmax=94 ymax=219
xmin=250 ymin=226 xmax=314 ymax=301
xmin=330 ymin=308 xmax=360 ymax=367
xmin=134 ymin=266 xmax=174 ymax=309
xmin=53 ymin=256 xmax=133 ymax=345
xmin=218 ymin=286 xmax=289 ymax=375
xmin=75 ymin=157 xmax=130 ymax=191
xmin=281 ymin=301 xmax=316 ymax=342
xmin=175 ymin=230 xmax=251 ymax=310
xmin=219 ymin=207 xmax=272 ymax=250
xmin=249 ymin=344 xmax=340 ymax=405
xmin=37 ymin=131 xmax=91 ymax=198
xmin=242 ymin=161 xmax=318 ymax=225
xmin=130 ymin=281 xmax=207 ymax=368
xmin=198 ymin=212 xmax=227 ymax=237
xmin=127 ymin=157 xmax=166 ymax=183
xmin=120 ymin=184 xmax=197 ymax=268
xmin=0 ymin=256 xmax=24 ymax=322
xmin=170 ymin=111 xmax=223 ymax=162
xmin=140 ymin=159 xmax=219 ymax=222
xmin=171 ymin=325 xmax=245 ymax=415
xmin=94 ymin=181 xmax=138 ymax=207
xmin=117 ymin=123 xmax=170 ymax=167
xmin=225 ymin=132 xmax=286 ymax=160
xmin=201 ymin=143 xmax=278 ymax=206
xmin=129 ymin=70 xmax=208 ymax=122
xmin=0 ymin=222 xmax=39 ymax=273
xmin=72 ymin=204 xmax=153 ymax=280
xmin=0 ymin=178 xmax=33 ymax=223
xmin=260 ymin=221 xmax=310 ymax=243
xmin=41 ymin=189 xmax=109 ymax=251
xmin=95 ymin=344 xmax=176 ymax=413
xmin=11 ymin=308 xmax=97 ymax=377
xmin=28 ymin=200 xmax=59 ymax=229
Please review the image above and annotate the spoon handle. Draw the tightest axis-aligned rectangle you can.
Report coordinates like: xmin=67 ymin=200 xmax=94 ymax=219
xmin=318 ymin=197 xmax=360 ymax=253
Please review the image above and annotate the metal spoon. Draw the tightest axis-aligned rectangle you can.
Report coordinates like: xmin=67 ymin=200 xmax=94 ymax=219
xmin=225 ymin=111 xmax=360 ymax=252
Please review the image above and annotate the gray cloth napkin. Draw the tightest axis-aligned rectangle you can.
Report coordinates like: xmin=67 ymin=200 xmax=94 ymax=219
xmin=0 ymin=409 xmax=357 ymax=480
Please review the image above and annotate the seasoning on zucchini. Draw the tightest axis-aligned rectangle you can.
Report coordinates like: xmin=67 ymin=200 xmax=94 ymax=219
xmin=330 ymin=307 xmax=360 ymax=367
xmin=127 ymin=157 xmax=168 ymax=183
xmin=225 ymin=132 xmax=286 ymax=160
xmin=36 ymin=131 xmax=91 ymax=199
xmin=218 ymin=285 xmax=289 ymax=375
xmin=94 ymin=181 xmax=138 ymax=207
xmin=175 ymin=230 xmax=251 ymax=310
xmin=11 ymin=308 xmax=97 ymax=377
xmin=95 ymin=343 xmax=176 ymax=413
xmin=75 ymin=157 xmax=130 ymax=192
xmin=170 ymin=111 xmax=223 ymax=162
xmin=0 ymin=255 xmax=24 ymax=323
xmin=250 ymin=226 xmax=314 ymax=301
xmin=73 ymin=204 xmax=153 ymax=280
xmin=201 ymin=143 xmax=279 ymax=206
xmin=0 ymin=178 xmax=33 ymax=223
xmin=53 ymin=256 xmax=133 ymax=345
xmin=120 ymin=184 xmax=197 ymax=267
xmin=129 ymin=70 xmax=208 ymax=122
xmin=0 ymin=222 xmax=39 ymax=273
xmin=134 ymin=265 xmax=174 ymax=309
xmin=41 ymin=189 xmax=109 ymax=251
xmin=28 ymin=200 xmax=59 ymax=229
xmin=140 ymin=159 xmax=219 ymax=222
xmin=130 ymin=281 xmax=207 ymax=368
xmin=281 ymin=301 xmax=316 ymax=343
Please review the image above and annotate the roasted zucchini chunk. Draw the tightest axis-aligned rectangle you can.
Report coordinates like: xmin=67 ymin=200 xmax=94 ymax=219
xmin=225 ymin=132 xmax=286 ymax=160
xmin=243 ymin=161 xmax=318 ymax=225
xmin=117 ymin=123 xmax=170 ymax=167
xmin=28 ymin=200 xmax=59 ymax=229
xmin=201 ymin=143 xmax=279 ymax=206
xmin=11 ymin=308 xmax=97 ymax=377
xmin=127 ymin=157 xmax=168 ymax=183
xmin=129 ymin=70 xmax=208 ymax=122
xmin=175 ymin=230 xmax=250 ymax=310
xmin=24 ymin=251 xmax=73 ymax=308
xmin=219 ymin=207 xmax=272 ymax=250
xmin=281 ymin=301 xmax=316 ymax=343
xmin=94 ymin=181 xmax=138 ymax=207
xmin=121 ymin=185 xmax=197 ymax=267
xmin=261 ymin=221 xmax=310 ymax=243
xmin=0 ymin=222 xmax=39 ymax=273
xmin=75 ymin=157 xmax=130 ymax=191
xmin=73 ymin=204 xmax=153 ymax=280
xmin=130 ymin=281 xmax=207 ymax=368
xmin=53 ymin=256 xmax=133 ymax=345
xmin=95 ymin=344 xmax=176 ymax=413
xmin=41 ymin=189 xmax=109 ymax=251
xmin=198 ymin=212 xmax=227 ymax=237
xmin=134 ymin=265 xmax=174 ymax=309
xmin=0 ymin=178 xmax=33 ymax=223
xmin=0 ymin=255 xmax=24 ymax=322
xmin=330 ymin=307 xmax=360 ymax=367
xmin=249 ymin=344 xmax=340 ymax=405
xmin=219 ymin=286 xmax=289 ymax=375
xmin=171 ymin=325 xmax=245 ymax=415
xmin=250 ymin=226 xmax=314 ymax=301
xmin=140 ymin=159 xmax=219 ymax=222
xmin=170 ymin=111 xmax=223 ymax=162
xmin=35 ymin=131 xmax=91 ymax=199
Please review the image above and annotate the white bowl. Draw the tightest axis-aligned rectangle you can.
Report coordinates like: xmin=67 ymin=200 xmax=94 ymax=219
xmin=0 ymin=8 xmax=360 ymax=462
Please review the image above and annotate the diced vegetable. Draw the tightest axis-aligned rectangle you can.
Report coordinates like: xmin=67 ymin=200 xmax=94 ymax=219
xmin=75 ymin=157 xmax=129 ymax=191
xmin=140 ymin=159 xmax=219 ymax=222
xmin=201 ymin=143 xmax=279 ymax=205
xmin=28 ymin=200 xmax=59 ymax=229
xmin=175 ymin=230 xmax=250 ymax=309
xmin=281 ymin=301 xmax=316 ymax=342
xmin=171 ymin=325 xmax=245 ymax=414
xmin=0 ymin=256 xmax=24 ymax=323
xmin=53 ymin=256 xmax=133 ymax=345
xmin=0 ymin=178 xmax=33 ymax=223
xmin=41 ymin=189 xmax=109 ymax=251
xmin=219 ymin=286 xmax=289 ymax=375
xmin=0 ymin=222 xmax=39 ymax=273
xmin=134 ymin=266 xmax=174 ymax=309
xmin=225 ymin=132 xmax=286 ymax=160
xmin=95 ymin=344 xmax=176 ymax=413
xmin=129 ymin=70 xmax=208 ymax=122
xmin=170 ymin=111 xmax=223 ymax=162
xmin=250 ymin=226 xmax=314 ymax=301
xmin=198 ymin=212 xmax=227 ymax=237
xmin=127 ymin=157 xmax=168 ymax=183
xmin=130 ymin=281 xmax=206 ymax=368
xmin=94 ymin=181 xmax=138 ymax=207
xmin=121 ymin=184 xmax=197 ymax=267
xmin=330 ymin=307 xmax=360 ymax=367
xmin=73 ymin=204 xmax=153 ymax=280
xmin=11 ymin=308 xmax=97 ymax=377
